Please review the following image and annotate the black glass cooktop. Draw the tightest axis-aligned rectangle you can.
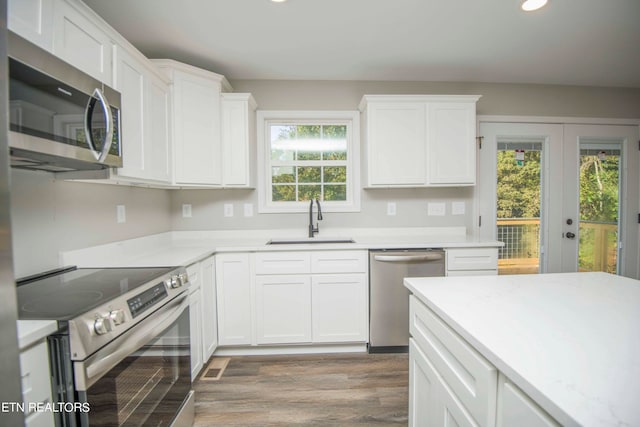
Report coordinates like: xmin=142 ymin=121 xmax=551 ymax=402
xmin=16 ymin=266 xmax=175 ymax=320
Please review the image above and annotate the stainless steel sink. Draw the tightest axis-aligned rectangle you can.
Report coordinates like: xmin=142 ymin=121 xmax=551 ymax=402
xmin=266 ymin=237 xmax=355 ymax=245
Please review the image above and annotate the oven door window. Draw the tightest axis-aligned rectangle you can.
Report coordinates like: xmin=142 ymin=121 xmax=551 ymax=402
xmin=81 ymin=306 xmax=190 ymax=427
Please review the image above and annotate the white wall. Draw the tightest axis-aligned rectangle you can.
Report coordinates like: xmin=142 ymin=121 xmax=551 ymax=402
xmin=10 ymin=170 xmax=171 ymax=277
xmin=171 ymin=187 xmax=474 ymax=232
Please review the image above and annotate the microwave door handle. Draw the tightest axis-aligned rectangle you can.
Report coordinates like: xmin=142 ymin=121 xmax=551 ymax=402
xmin=75 ymin=293 xmax=189 ymax=391
xmin=84 ymin=87 xmax=114 ymax=162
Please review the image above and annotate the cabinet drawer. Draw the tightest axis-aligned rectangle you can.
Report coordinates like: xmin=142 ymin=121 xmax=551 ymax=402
xmin=311 ymin=250 xmax=367 ymax=274
xmin=410 ymin=296 xmax=497 ymax=427
xmin=255 ymin=252 xmax=311 ymax=275
xmin=447 ymin=270 xmax=497 ymax=277
xmin=20 ymin=341 xmax=52 ymax=414
xmin=446 ymin=248 xmax=498 ymax=271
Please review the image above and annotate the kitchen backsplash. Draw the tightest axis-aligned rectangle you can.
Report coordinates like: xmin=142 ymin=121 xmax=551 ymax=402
xmin=10 ymin=170 xmax=172 ymax=277
xmin=170 ymin=187 xmax=474 ymax=232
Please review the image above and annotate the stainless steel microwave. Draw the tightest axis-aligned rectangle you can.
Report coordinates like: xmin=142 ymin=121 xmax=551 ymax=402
xmin=7 ymin=32 xmax=122 ymax=175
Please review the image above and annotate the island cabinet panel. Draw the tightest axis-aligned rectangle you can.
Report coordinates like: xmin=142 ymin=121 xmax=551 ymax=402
xmin=497 ymin=374 xmax=560 ymax=427
xmin=255 ymin=275 xmax=312 ymax=344
xmin=409 ymin=295 xmax=497 ymax=427
xmin=216 ymin=253 xmax=253 ymax=346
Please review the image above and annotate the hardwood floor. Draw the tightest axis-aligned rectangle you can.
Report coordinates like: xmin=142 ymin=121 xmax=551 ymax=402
xmin=193 ymin=352 xmax=409 ymax=426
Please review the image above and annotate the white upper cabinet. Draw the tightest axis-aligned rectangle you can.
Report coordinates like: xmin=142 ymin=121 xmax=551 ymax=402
xmin=112 ymin=45 xmax=171 ymax=184
xmin=360 ymin=95 xmax=480 ymax=187
xmin=153 ymin=60 xmax=232 ymax=187
xmin=8 ymin=0 xmax=54 ymax=51
xmin=221 ymin=93 xmax=257 ymax=187
xmin=52 ymin=0 xmax=113 ymax=85
xmin=365 ymin=101 xmax=427 ymax=186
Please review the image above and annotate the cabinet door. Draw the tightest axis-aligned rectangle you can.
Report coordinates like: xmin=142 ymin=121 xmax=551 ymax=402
xmin=145 ymin=74 xmax=171 ymax=182
xmin=216 ymin=253 xmax=252 ymax=345
xmin=427 ymin=102 xmax=476 ymax=185
xmin=367 ymin=102 xmax=426 ymax=186
xmin=311 ymin=274 xmax=367 ymax=343
xmin=497 ymin=374 xmax=560 ymax=427
xmin=8 ymin=0 xmax=54 ymax=51
xmin=113 ymin=46 xmax=145 ymax=179
xmin=189 ymin=286 xmax=203 ymax=381
xmin=409 ymin=339 xmax=440 ymax=427
xmin=255 ymin=275 xmax=312 ymax=344
xmin=221 ymin=94 xmax=255 ymax=187
xmin=20 ymin=341 xmax=54 ymax=427
xmin=53 ymin=1 xmax=113 ymax=84
xmin=173 ymin=72 xmax=222 ymax=185
xmin=200 ymin=256 xmax=217 ymax=361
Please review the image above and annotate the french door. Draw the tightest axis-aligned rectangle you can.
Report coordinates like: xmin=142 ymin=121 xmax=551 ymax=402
xmin=478 ymin=121 xmax=639 ymax=278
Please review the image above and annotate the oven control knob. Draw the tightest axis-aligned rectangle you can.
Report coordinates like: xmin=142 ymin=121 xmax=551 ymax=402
xmin=178 ymin=273 xmax=188 ymax=287
xmin=94 ymin=316 xmax=113 ymax=335
xmin=109 ymin=309 xmax=126 ymax=326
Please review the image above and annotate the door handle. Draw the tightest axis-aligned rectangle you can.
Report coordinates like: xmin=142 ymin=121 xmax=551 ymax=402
xmin=565 ymin=232 xmax=576 ymax=239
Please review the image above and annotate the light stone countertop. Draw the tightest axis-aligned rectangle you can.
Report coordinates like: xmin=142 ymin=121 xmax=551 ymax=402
xmin=61 ymin=227 xmax=502 ymax=268
xmin=404 ymin=272 xmax=640 ymax=427
xmin=16 ymin=320 xmax=58 ymax=350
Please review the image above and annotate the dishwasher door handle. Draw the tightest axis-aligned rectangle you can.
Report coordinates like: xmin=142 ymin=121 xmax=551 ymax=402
xmin=373 ymin=254 xmax=443 ymax=263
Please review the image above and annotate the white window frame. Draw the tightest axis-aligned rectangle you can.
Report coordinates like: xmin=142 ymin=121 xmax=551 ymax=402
xmin=257 ymin=110 xmax=361 ymax=213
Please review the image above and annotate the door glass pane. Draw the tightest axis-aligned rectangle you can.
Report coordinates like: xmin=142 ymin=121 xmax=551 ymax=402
xmin=579 ymin=143 xmax=621 ymax=273
xmin=496 ymin=141 xmax=543 ymax=275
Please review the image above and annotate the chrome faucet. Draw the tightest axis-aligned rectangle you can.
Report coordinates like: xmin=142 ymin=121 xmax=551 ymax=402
xmin=308 ymin=198 xmax=323 ymax=238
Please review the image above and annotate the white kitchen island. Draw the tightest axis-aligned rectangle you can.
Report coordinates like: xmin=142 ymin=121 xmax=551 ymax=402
xmin=404 ymin=272 xmax=640 ymax=427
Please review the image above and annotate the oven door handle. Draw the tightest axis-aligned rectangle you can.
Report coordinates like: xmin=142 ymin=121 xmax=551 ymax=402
xmin=74 ymin=293 xmax=189 ymax=391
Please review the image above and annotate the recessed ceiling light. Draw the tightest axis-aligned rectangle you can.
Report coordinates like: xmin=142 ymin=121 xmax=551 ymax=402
xmin=271 ymin=0 xmax=287 ymax=3
xmin=521 ymin=0 xmax=548 ymax=11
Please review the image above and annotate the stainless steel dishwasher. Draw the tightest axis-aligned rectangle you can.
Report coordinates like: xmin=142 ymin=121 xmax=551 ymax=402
xmin=369 ymin=248 xmax=445 ymax=353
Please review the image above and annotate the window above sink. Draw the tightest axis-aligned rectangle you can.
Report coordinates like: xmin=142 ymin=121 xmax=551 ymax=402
xmin=257 ymin=110 xmax=361 ymax=214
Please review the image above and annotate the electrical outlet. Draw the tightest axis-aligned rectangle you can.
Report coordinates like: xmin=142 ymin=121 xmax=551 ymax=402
xmin=451 ymin=201 xmax=465 ymax=215
xmin=224 ymin=204 xmax=234 ymax=217
xmin=182 ymin=204 xmax=192 ymax=218
xmin=427 ymin=202 xmax=446 ymax=216
xmin=116 ymin=205 xmax=126 ymax=223
xmin=244 ymin=203 xmax=254 ymax=217
xmin=387 ymin=202 xmax=397 ymax=216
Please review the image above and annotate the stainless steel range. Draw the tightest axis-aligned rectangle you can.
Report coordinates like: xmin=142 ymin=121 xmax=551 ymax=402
xmin=17 ymin=266 xmax=193 ymax=427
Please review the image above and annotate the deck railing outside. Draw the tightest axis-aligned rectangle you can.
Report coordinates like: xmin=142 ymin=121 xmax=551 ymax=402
xmin=496 ymin=218 xmax=618 ymax=275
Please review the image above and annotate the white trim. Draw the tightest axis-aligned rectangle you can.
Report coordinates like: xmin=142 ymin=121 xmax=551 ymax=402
xmin=213 ymin=343 xmax=367 ymax=356
xmin=479 ymin=115 xmax=640 ymax=126
xmin=257 ymin=110 xmax=361 ymax=214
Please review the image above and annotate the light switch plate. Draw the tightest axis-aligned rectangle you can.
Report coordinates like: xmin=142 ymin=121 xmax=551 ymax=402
xmin=387 ymin=202 xmax=397 ymax=216
xmin=427 ymin=202 xmax=446 ymax=216
xmin=243 ymin=203 xmax=254 ymax=217
xmin=224 ymin=204 xmax=234 ymax=217
xmin=116 ymin=205 xmax=126 ymax=223
xmin=451 ymin=201 xmax=465 ymax=215
xmin=182 ymin=204 xmax=192 ymax=218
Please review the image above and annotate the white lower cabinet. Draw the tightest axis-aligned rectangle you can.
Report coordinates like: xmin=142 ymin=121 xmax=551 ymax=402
xmin=497 ymin=374 xmax=560 ymax=427
xmin=255 ymin=275 xmax=312 ymax=344
xmin=311 ymin=274 xmax=368 ymax=343
xmin=216 ymin=250 xmax=368 ymax=348
xmin=409 ymin=296 xmax=560 ymax=427
xmin=200 ymin=256 xmax=218 ymax=360
xmin=20 ymin=340 xmax=54 ymax=427
xmin=216 ymin=253 xmax=253 ymax=346
xmin=188 ymin=284 xmax=203 ymax=381
xmin=446 ymin=248 xmax=499 ymax=276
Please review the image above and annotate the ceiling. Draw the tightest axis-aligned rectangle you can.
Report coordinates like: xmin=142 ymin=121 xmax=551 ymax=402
xmin=83 ymin=0 xmax=640 ymax=88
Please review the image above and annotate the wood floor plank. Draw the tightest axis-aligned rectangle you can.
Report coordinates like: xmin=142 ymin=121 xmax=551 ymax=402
xmin=193 ymin=353 xmax=408 ymax=426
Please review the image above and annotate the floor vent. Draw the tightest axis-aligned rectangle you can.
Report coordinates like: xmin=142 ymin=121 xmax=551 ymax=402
xmin=200 ymin=357 xmax=230 ymax=381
